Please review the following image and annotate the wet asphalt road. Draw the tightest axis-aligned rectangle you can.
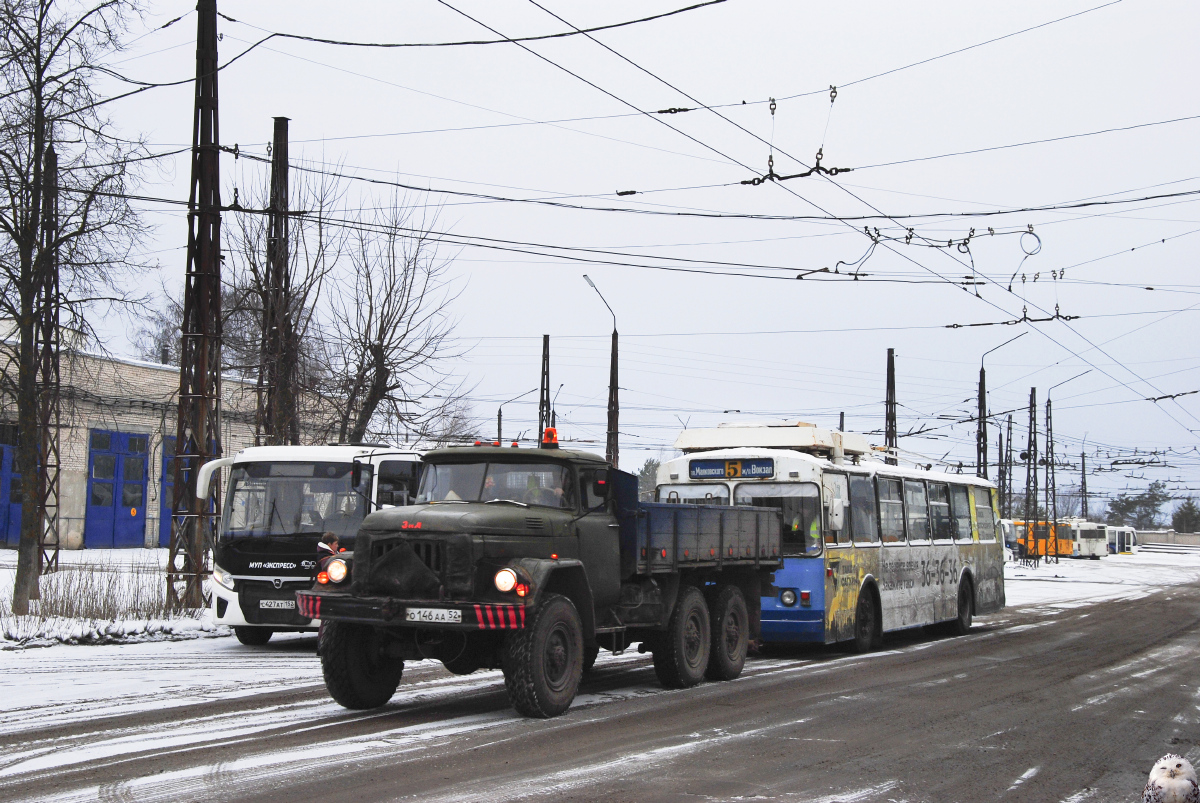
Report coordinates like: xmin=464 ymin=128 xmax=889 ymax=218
xmin=5 ymin=585 xmax=1199 ymax=803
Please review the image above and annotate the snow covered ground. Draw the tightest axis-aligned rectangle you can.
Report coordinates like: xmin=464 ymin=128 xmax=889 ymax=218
xmin=1003 ymin=548 xmax=1200 ymax=610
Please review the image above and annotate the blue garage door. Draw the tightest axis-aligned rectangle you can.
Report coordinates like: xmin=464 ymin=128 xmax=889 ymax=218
xmin=85 ymin=430 xmax=149 ymax=549
xmin=0 ymin=444 xmax=20 ymax=547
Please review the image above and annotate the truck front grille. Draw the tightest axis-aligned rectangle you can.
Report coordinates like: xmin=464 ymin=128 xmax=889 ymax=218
xmin=371 ymin=537 xmax=444 ymax=575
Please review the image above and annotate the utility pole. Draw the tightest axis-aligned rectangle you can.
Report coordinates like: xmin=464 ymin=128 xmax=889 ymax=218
xmin=977 ymin=363 xmax=987 ymax=478
xmin=885 ymin=348 xmax=897 ymax=465
xmin=169 ymin=0 xmax=223 ymax=611
xmin=996 ymin=430 xmax=1006 ymax=517
xmin=1022 ymin=388 xmax=1038 ymax=562
xmin=1003 ymin=415 xmax=1014 ymax=518
xmin=839 ymin=411 xmax=845 ymax=432
xmin=1081 ymin=450 xmax=1089 ymax=519
xmin=35 ymin=144 xmax=60 ymax=577
xmin=257 ymin=116 xmax=294 ymax=445
xmin=537 ymin=335 xmax=550 ymax=440
xmin=1045 ymin=396 xmax=1058 ymax=563
xmin=583 ymin=275 xmax=619 ymax=468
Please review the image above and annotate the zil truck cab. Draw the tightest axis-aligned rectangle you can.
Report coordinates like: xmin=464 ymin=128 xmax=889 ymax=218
xmin=199 ymin=444 xmax=422 ymax=645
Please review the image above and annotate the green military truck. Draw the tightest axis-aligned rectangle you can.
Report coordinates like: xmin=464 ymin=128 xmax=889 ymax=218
xmin=298 ymin=440 xmax=781 ymax=718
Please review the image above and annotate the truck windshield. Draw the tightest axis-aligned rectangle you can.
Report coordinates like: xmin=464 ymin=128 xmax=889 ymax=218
xmin=223 ymin=462 xmax=373 ymax=539
xmin=418 ymin=462 xmax=571 ymax=509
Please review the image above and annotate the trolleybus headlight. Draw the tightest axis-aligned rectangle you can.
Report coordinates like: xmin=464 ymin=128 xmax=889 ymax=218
xmin=212 ymin=564 xmax=235 ymax=591
xmin=780 ymin=589 xmax=797 ymax=607
xmin=327 ymin=559 xmax=348 ymax=584
xmin=494 ymin=568 xmax=518 ymax=593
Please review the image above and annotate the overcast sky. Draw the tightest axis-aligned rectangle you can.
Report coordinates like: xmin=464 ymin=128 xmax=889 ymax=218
xmin=96 ymin=0 xmax=1200 ymax=511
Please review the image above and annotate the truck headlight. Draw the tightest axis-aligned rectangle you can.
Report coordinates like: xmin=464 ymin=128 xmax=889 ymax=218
xmin=494 ymin=568 xmax=518 ymax=593
xmin=212 ymin=564 xmax=235 ymax=591
xmin=327 ymin=559 xmax=349 ymax=584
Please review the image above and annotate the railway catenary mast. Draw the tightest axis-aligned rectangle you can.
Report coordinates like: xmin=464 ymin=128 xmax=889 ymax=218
xmin=169 ymin=0 xmax=223 ymax=610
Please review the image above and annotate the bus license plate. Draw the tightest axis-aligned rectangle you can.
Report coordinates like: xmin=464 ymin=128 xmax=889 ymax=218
xmin=405 ymin=607 xmax=461 ymax=624
xmin=259 ymin=599 xmax=295 ymax=609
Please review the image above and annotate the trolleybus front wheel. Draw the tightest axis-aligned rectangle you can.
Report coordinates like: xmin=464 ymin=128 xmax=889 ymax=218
xmin=851 ymin=588 xmax=881 ymax=654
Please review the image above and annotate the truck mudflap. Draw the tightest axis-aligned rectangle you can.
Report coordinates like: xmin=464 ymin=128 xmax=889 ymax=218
xmin=297 ymin=590 xmax=525 ymax=630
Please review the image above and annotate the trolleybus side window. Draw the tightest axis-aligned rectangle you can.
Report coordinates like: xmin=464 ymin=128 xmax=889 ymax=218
xmin=659 ymin=483 xmax=730 ymax=505
xmin=974 ymin=487 xmax=997 ymax=541
xmin=928 ymin=482 xmax=954 ymax=542
xmin=878 ymin=477 xmax=905 ymax=543
xmin=950 ymin=484 xmax=973 ymax=542
xmin=822 ymin=473 xmax=851 ymax=546
xmin=848 ymin=475 xmax=879 ymax=544
xmin=904 ymin=480 xmax=931 ymax=543
xmin=734 ymin=482 xmax=821 ymax=556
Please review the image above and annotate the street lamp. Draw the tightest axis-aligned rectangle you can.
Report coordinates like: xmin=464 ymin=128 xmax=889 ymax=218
xmin=583 ymin=274 xmax=619 ymax=468
xmin=977 ymin=332 xmax=1026 ymax=478
xmin=498 ymin=388 xmax=536 ymax=444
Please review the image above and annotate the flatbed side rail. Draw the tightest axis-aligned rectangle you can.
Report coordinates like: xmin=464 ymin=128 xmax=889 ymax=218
xmin=634 ymin=502 xmax=781 ymax=574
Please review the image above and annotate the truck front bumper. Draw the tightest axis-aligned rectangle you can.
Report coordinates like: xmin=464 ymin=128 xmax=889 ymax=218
xmin=297 ymin=590 xmax=525 ymax=631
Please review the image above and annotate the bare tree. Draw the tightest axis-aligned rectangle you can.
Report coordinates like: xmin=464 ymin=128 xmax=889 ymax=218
xmin=222 ymin=165 xmax=344 ymax=442
xmin=0 ymin=0 xmax=147 ymax=614
xmin=320 ymin=194 xmax=465 ymax=444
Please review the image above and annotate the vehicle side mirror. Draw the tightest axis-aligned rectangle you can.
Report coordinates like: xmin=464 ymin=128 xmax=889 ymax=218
xmin=351 ymin=461 xmax=363 ymax=489
xmin=592 ymin=478 xmax=609 ymax=500
xmin=826 ymin=497 xmax=845 ymax=530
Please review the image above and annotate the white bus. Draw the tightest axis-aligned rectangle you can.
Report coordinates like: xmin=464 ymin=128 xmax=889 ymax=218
xmin=198 ymin=444 xmax=422 ymax=645
xmin=1108 ymin=525 xmax=1138 ymax=554
xmin=657 ymin=422 xmax=1005 ymax=650
xmin=1060 ymin=518 xmax=1107 ymax=559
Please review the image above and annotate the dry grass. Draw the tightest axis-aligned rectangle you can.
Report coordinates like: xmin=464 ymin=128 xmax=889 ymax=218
xmin=0 ymin=553 xmax=174 ymax=621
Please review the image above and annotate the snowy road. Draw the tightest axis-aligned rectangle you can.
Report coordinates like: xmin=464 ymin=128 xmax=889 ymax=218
xmin=5 ymin=553 xmax=1200 ymax=803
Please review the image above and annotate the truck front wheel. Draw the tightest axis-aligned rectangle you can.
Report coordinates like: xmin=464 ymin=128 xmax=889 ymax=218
xmin=705 ymin=585 xmax=748 ymax=681
xmin=503 ymin=593 xmax=583 ymax=718
xmin=320 ymin=621 xmax=403 ymax=709
xmin=653 ymin=585 xmax=710 ymax=689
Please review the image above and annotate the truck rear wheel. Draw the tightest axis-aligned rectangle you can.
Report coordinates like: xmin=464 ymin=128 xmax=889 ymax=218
xmin=234 ymin=627 xmax=272 ymax=646
xmin=705 ymin=585 xmax=748 ymax=681
xmin=320 ymin=621 xmax=403 ymax=709
xmin=653 ymin=585 xmax=710 ymax=689
xmin=503 ymin=593 xmax=583 ymax=718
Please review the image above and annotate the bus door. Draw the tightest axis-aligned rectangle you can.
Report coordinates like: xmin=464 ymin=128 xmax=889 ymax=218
xmin=821 ymin=472 xmax=855 ymax=643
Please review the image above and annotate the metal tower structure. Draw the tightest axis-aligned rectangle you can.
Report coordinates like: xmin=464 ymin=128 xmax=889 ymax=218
xmin=35 ymin=144 xmax=60 ymax=576
xmin=1045 ymin=395 xmax=1059 ymax=563
xmin=1023 ymin=388 xmax=1039 ymax=561
xmin=169 ymin=0 xmax=223 ymax=610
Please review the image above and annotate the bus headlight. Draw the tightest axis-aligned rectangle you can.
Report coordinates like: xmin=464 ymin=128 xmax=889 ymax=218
xmin=327 ymin=559 xmax=349 ymax=584
xmin=780 ymin=589 xmax=797 ymax=607
xmin=212 ymin=564 xmax=235 ymax=591
xmin=494 ymin=568 xmax=518 ymax=593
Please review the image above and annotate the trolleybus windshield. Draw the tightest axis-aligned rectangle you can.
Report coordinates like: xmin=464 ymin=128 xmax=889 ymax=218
xmin=734 ymin=482 xmax=821 ymax=556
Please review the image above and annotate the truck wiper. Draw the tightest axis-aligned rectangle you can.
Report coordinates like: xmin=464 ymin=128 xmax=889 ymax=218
xmin=484 ymin=498 xmax=529 ymax=507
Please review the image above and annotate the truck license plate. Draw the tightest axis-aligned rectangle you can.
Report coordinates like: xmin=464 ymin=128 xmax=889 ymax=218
xmin=405 ymin=607 xmax=462 ymax=624
xmin=259 ymin=599 xmax=295 ymax=609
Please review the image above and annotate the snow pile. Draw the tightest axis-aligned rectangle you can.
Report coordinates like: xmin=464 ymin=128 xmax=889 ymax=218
xmin=0 ymin=610 xmax=228 ymax=648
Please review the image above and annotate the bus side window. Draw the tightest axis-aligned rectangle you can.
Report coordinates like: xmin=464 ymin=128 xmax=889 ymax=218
xmin=904 ymin=480 xmax=931 ymax=542
xmin=878 ymin=477 xmax=905 ymax=543
xmin=928 ymin=482 xmax=953 ymax=541
xmin=377 ymin=460 xmax=417 ymax=507
xmin=949 ymin=485 xmax=973 ymax=541
xmin=974 ymin=487 xmax=997 ymax=541
xmin=849 ymin=475 xmax=879 ymax=544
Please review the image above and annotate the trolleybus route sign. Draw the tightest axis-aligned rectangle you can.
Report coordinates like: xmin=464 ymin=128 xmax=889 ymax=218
xmin=689 ymin=458 xmax=774 ymax=480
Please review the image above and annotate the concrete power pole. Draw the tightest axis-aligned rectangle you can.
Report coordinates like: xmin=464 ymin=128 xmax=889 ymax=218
xmin=885 ymin=348 xmax=898 ymax=465
xmin=256 ymin=116 xmax=294 ymax=445
xmin=169 ymin=0 xmax=223 ymax=610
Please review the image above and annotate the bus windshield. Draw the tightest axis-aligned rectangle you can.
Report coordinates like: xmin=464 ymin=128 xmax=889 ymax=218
xmin=417 ymin=462 xmax=572 ymax=509
xmin=735 ymin=482 xmax=821 ymax=556
xmin=223 ymin=462 xmax=373 ymax=539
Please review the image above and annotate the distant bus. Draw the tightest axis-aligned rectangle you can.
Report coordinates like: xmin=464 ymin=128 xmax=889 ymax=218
xmin=1012 ymin=519 xmax=1073 ymax=558
xmin=1059 ymin=518 xmax=1106 ymax=559
xmin=657 ymin=422 xmax=1005 ymax=651
xmin=1108 ymin=525 xmax=1138 ymax=554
